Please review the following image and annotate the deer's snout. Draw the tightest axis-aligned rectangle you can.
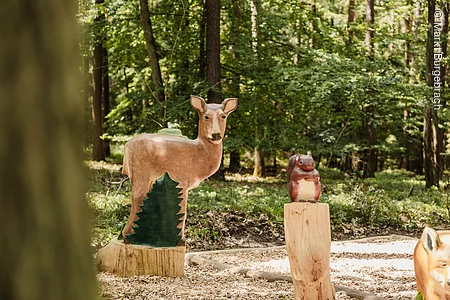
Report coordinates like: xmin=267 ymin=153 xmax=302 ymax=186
xmin=211 ymin=133 xmax=222 ymax=141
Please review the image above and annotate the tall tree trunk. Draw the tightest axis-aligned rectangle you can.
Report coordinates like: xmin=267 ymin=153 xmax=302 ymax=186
xmin=92 ymin=0 xmax=105 ymax=161
xmin=253 ymin=130 xmax=266 ymax=177
xmin=403 ymin=0 xmax=423 ymax=175
xmin=253 ymin=148 xmax=266 ymax=177
xmin=199 ymin=0 xmax=207 ymax=81
xmin=403 ymin=9 xmax=413 ymax=172
xmin=293 ymin=1 xmax=302 ymax=64
xmin=0 ymin=0 xmax=98 ymax=299
xmin=438 ymin=1 xmax=448 ymax=178
xmin=250 ymin=0 xmax=265 ymax=177
xmin=347 ymin=0 xmax=356 ymax=38
xmin=405 ymin=14 xmax=412 ymax=76
xmin=365 ymin=0 xmax=375 ymax=57
xmin=102 ymin=46 xmax=110 ymax=157
xmin=424 ymin=0 xmax=440 ymax=187
xmin=229 ymin=150 xmax=241 ymax=173
xmin=227 ymin=0 xmax=241 ymax=172
xmin=84 ymin=55 xmax=91 ymax=149
xmin=424 ymin=107 xmax=439 ymax=187
xmin=206 ymin=0 xmax=222 ymax=103
xmin=363 ymin=106 xmax=377 ymax=178
xmin=139 ymin=0 xmax=166 ymax=126
xmin=205 ymin=0 xmax=224 ymax=180
xmin=362 ymin=0 xmax=376 ymax=178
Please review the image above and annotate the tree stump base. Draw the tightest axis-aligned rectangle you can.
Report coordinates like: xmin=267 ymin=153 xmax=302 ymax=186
xmin=96 ymin=238 xmax=186 ymax=277
xmin=284 ymin=202 xmax=335 ymax=300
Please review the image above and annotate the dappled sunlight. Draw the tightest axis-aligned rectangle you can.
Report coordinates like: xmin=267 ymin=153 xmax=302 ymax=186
xmin=85 ymin=160 xmax=122 ymax=172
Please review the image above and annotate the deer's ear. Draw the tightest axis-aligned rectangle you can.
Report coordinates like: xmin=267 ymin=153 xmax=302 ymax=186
xmin=222 ymin=98 xmax=238 ymax=114
xmin=191 ymin=96 xmax=206 ymax=112
xmin=422 ymin=227 xmax=441 ymax=252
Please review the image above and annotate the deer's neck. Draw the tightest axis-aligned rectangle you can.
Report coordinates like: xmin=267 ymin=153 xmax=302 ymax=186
xmin=194 ymin=136 xmax=223 ymax=173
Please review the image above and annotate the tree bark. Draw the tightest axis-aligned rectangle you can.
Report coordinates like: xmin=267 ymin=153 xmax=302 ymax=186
xmin=199 ymin=0 xmax=207 ymax=81
xmin=204 ymin=0 xmax=225 ymax=180
xmin=92 ymin=0 xmax=105 ymax=161
xmin=250 ymin=0 xmax=265 ymax=177
xmin=102 ymin=46 xmax=110 ymax=157
xmin=438 ymin=1 xmax=448 ymax=177
xmin=363 ymin=106 xmax=377 ymax=178
xmin=424 ymin=0 xmax=440 ymax=187
xmin=253 ymin=147 xmax=266 ymax=177
xmin=362 ymin=0 xmax=376 ymax=178
xmin=365 ymin=0 xmax=375 ymax=57
xmin=139 ymin=0 xmax=166 ymax=125
xmin=347 ymin=0 xmax=356 ymax=38
xmin=0 ymin=0 xmax=98 ymax=298
xmin=227 ymin=0 xmax=241 ymax=174
xmin=84 ymin=55 xmax=91 ymax=149
xmin=206 ymin=0 xmax=222 ymax=103
xmin=229 ymin=150 xmax=241 ymax=173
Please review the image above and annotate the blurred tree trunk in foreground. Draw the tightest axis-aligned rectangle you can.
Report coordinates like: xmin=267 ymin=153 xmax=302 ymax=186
xmin=0 ymin=1 xmax=98 ymax=300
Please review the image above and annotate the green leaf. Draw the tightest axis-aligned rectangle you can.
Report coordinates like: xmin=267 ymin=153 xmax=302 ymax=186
xmin=157 ymin=128 xmax=188 ymax=139
xmin=415 ymin=292 xmax=424 ymax=300
xmin=126 ymin=172 xmax=184 ymax=247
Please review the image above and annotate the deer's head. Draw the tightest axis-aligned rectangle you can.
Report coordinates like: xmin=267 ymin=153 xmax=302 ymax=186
xmin=191 ymin=96 xmax=238 ymax=144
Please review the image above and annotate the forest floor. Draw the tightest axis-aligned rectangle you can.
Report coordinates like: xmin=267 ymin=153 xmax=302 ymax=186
xmin=88 ymin=160 xmax=449 ymax=299
xmin=97 ymin=235 xmax=418 ymax=300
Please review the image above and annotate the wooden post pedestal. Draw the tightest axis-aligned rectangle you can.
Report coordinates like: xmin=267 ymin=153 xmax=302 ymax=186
xmin=284 ymin=202 xmax=335 ymax=300
xmin=96 ymin=239 xmax=185 ymax=277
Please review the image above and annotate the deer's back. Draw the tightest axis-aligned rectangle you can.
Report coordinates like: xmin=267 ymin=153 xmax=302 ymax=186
xmin=122 ymin=133 xmax=218 ymax=190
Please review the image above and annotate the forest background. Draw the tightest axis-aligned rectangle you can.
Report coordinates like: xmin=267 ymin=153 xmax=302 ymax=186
xmin=80 ymin=0 xmax=450 ymax=249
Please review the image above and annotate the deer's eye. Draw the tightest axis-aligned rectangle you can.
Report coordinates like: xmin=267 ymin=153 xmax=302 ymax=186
xmin=221 ymin=115 xmax=226 ymax=119
xmin=204 ymin=116 xmax=210 ymax=120
xmin=299 ymin=161 xmax=303 ymax=165
xmin=440 ymin=261 xmax=448 ymax=268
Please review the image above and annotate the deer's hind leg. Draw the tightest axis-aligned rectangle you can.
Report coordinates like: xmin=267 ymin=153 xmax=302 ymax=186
xmin=121 ymin=172 xmax=156 ymax=241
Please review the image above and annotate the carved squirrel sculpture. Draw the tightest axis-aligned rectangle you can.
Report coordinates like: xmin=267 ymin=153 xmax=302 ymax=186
xmin=286 ymin=153 xmax=321 ymax=202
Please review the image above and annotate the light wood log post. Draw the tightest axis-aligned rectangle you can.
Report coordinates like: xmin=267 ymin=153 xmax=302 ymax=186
xmin=284 ymin=202 xmax=336 ymax=300
xmin=97 ymin=239 xmax=186 ymax=277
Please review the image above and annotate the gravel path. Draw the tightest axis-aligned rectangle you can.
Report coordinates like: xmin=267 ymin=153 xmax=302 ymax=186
xmin=98 ymin=236 xmax=418 ymax=299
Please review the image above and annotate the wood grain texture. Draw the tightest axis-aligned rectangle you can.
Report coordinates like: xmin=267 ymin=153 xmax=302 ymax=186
xmin=284 ymin=202 xmax=336 ymax=300
xmin=97 ymin=239 xmax=185 ymax=277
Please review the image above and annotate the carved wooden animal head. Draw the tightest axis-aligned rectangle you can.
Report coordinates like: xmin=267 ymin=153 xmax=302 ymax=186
xmin=296 ymin=154 xmax=315 ymax=172
xmin=422 ymin=227 xmax=450 ymax=289
xmin=190 ymin=96 xmax=238 ymax=144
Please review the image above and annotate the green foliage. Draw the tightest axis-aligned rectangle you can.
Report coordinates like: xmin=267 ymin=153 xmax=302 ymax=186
xmin=415 ymin=292 xmax=424 ymax=300
xmin=78 ymin=0 xmax=449 ymax=173
xmin=126 ymin=172 xmax=184 ymax=247
xmin=189 ymin=179 xmax=287 ymax=224
xmin=87 ymin=161 xmax=450 ymax=249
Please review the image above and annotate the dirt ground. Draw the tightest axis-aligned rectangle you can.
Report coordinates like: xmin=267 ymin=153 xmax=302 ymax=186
xmin=98 ymin=235 xmax=418 ymax=299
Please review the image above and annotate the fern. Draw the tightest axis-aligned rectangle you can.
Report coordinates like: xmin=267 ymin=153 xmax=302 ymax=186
xmin=126 ymin=172 xmax=184 ymax=247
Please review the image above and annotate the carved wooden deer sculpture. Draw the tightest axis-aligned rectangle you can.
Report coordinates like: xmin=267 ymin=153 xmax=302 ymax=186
xmin=121 ymin=96 xmax=238 ymax=243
